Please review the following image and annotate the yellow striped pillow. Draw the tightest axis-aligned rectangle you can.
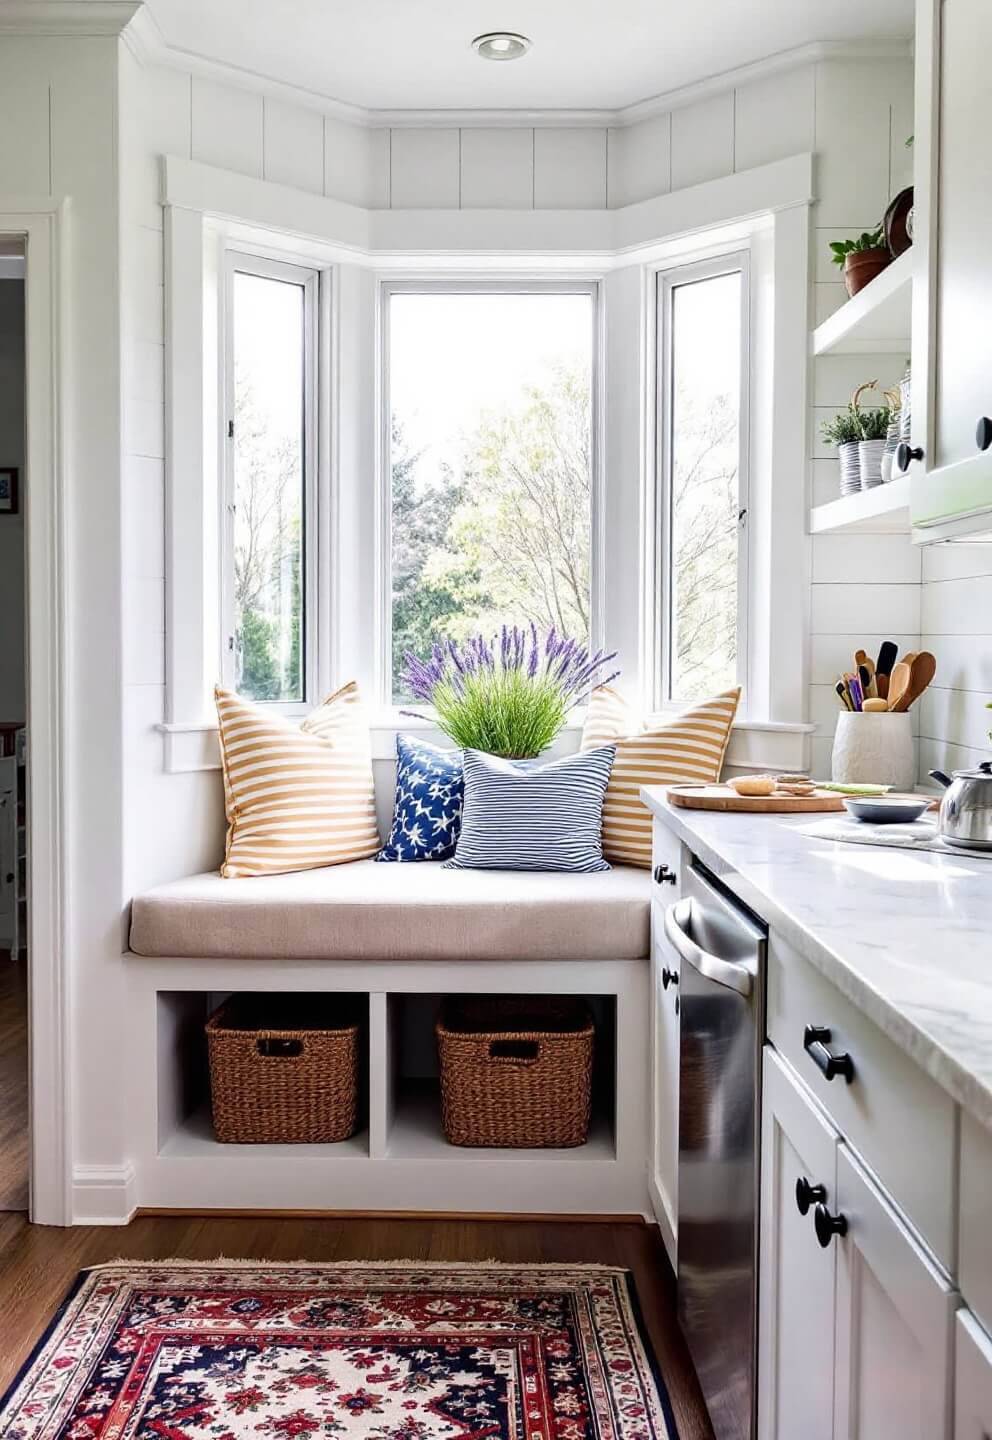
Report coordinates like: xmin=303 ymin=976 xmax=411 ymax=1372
xmin=215 ymin=681 xmax=380 ymax=879
xmin=580 ymin=686 xmax=741 ymax=867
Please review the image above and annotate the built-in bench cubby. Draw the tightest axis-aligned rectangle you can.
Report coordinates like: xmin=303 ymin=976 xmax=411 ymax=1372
xmin=128 ymin=962 xmax=650 ymax=1217
xmin=383 ymin=993 xmax=618 ymax=1161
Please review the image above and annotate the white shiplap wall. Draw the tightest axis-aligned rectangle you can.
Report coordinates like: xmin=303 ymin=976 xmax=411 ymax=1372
xmin=119 ymin=47 xmax=226 ymax=894
xmin=118 ymin=60 xmax=834 ymax=213
xmin=806 ymin=57 xmax=919 ymax=780
xmin=920 ymin=546 xmax=992 ymax=776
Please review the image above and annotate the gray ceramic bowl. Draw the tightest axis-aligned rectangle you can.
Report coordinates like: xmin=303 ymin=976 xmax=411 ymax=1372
xmin=842 ymin=796 xmax=931 ymax=825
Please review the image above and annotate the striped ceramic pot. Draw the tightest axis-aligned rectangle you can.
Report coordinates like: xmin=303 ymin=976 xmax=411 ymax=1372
xmin=838 ymin=441 xmax=861 ymax=494
xmin=858 ymin=438 xmax=886 ymax=488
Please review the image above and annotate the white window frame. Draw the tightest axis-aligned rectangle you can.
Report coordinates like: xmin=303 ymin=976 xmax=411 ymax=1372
xmin=377 ymin=277 xmax=605 ymax=708
xmin=221 ymin=250 xmax=320 ymax=712
xmin=654 ymin=250 xmax=751 ymax=710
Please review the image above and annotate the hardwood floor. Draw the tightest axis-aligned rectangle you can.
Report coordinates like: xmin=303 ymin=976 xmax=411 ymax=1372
xmin=0 ymin=956 xmax=28 ymax=1212
xmin=0 ymin=1214 xmax=714 ymax=1438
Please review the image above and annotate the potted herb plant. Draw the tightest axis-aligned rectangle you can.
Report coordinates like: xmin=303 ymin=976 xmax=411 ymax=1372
xmin=830 ymin=225 xmax=890 ymax=296
xmin=850 ymin=380 xmax=891 ymax=489
xmin=402 ymin=626 xmax=619 ymax=760
xmin=855 ymin=406 xmax=892 ymax=489
xmin=820 ymin=407 xmax=863 ymax=495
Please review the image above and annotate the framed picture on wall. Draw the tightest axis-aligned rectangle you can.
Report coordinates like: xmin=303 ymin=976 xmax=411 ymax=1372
xmin=0 ymin=468 xmax=18 ymax=515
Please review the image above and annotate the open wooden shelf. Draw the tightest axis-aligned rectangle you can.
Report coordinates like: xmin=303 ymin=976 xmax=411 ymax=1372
xmin=813 ymin=249 xmax=913 ymax=356
xmin=810 ymin=473 xmax=912 ymax=534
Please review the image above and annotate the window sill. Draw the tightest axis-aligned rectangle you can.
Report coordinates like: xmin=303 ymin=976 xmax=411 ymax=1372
xmin=157 ymin=713 xmax=813 ymax=775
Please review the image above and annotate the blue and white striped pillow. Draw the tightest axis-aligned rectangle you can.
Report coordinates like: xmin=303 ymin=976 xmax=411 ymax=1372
xmin=444 ymin=746 xmax=617 ymax=873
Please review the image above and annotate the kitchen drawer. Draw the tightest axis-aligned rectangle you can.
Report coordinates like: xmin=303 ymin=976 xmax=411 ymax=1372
xmin=767 ymin=935 xmax=956 ymax=1269
xmin=651 ymin=817 xmax=682 ymax=895
xmin=960 ymin=1112 xmax=992 ymax=1334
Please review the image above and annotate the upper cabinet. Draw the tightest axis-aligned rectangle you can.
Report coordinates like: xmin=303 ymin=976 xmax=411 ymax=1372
xmin=908 ymin=0 xmax=992 ymax=537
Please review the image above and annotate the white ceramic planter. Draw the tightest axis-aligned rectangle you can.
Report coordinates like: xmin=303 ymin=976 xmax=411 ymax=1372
xmin=831 ymin=711 xmax=916 ymax=790
xmin=859 ymin=438 xmax=886 ymax=488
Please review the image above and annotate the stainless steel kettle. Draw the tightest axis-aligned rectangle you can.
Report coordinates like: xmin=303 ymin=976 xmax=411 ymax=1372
xmin=929 ymin=762 xmax=992 ymax=850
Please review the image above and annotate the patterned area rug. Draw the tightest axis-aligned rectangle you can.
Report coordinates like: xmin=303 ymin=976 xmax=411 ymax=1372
xmin=0 ymin=1261 xmax=678 ymax=1440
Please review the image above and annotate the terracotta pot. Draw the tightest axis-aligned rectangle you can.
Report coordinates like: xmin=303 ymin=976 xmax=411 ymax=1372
xmin=884 ymin=186 xmax=914 ymax=257
xmin=844 ymin=247 xmax=891 ymax=297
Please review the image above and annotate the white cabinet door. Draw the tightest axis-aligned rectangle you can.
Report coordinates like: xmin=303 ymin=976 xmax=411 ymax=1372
xmin=650 ymin=903 xmax=680 ymax=1267
xmin=757 ymin=1048 xmax=840 ymax=1440
xmin=911 ymin=0 xmax=992 ymax=533
xmin=833 ymin=1144 xmax=957 ymax=1440
xmin=955 ymin=1310 xmax=992 ymax=1440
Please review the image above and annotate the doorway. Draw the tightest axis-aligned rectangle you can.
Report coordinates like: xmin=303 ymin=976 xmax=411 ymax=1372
xmin=0 ymin=239 xmax=27 ymax=1211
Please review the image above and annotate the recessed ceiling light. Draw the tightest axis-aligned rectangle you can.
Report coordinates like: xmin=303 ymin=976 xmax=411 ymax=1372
xmin=472 ymin=32 xmax=532 ymax=61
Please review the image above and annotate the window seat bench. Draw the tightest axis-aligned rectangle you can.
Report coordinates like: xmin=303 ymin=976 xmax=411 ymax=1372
xmin=129 ymin=860 xmax=652 ymax=962
xmin=119 ymin=861 xmax=656 ymax=1223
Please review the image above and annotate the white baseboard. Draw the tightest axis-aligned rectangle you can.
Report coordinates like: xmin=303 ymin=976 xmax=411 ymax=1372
xmin=71 ymin=1162 xmax=137 ymax=1225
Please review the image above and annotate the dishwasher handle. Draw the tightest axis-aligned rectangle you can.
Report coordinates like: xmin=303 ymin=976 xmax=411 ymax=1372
xmin=663 ymin=897 xmax=754 ymax=998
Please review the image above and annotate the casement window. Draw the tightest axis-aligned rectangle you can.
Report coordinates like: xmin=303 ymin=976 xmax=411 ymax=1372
xmin=222 ymin=253 xmax=318 ymax=706
xmin=382 ymin=282 xmax=600 ymax=703
xmin=655 ymin=254 xmax=750 ymax=706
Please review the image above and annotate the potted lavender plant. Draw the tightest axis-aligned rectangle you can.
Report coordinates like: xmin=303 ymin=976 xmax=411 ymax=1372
xmin=402 ymin=625 xmax=619 ymax=759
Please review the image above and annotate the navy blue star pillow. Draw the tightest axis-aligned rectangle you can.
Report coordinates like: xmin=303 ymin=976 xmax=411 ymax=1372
xmin=377 ymin=734 xmax=464 ymax=862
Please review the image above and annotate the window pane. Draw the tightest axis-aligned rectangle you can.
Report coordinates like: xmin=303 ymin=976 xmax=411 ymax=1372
xmin=231 ymin=270 xmax=306 ymax=703
xmin=389 ymin=291 xmax=593 ymax=701
xmin=667 ymin=271 xmax=742 ymax=703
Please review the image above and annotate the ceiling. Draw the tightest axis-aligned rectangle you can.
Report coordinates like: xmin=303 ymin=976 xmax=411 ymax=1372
xmin=145 ymin=0 xmax=914 ymax=115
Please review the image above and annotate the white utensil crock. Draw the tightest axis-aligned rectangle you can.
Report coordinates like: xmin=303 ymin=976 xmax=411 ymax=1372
xmin=831 ymin=711 xmax=916 ymax=790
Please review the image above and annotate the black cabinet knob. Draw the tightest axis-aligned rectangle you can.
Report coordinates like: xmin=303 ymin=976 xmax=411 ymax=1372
xmin=977 ymin=417 xmax=992 ymax=452
xmin=653 ymin=863 xmax=677 ymax=886
xmin=895 ymin=442 xmax=924 ymax=472
xmin=795 ymin=1175 xmax=827 ymax=1216
xmin=661 ymin=966 xmax=679 ymax=991
xmin=804 ymin=1025 xmax=855 ymax=1083
xmin=814 ymin=1202 xmax=848 ymax=1249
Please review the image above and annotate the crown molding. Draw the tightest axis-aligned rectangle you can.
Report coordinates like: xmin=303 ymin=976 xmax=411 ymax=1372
xmin=123 ymin=6 xmax=912 ymax=131
xmin=0 ymin=0 xmax=141 ymax=35
xmin=618 ymin=37 xmax=914 ymax=125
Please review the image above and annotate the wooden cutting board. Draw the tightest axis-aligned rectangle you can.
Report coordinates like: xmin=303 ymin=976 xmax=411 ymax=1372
xmin=668 ymin=784 xmax=847 ymax=813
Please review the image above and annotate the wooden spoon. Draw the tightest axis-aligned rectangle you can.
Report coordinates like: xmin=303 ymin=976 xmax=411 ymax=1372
xmin=858 ymin=659 xmax=878 ymax=698
xmin=887 ymin=661 xmax=912 ymax=711
xmin=889 ymin=651 xmax=937 ymax=713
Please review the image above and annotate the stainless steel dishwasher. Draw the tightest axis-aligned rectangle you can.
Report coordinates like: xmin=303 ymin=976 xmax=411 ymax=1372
xmin=663 ymin=860 xmax=766 ymax=1440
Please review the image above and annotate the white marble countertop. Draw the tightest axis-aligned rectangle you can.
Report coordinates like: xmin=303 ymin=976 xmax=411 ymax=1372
xmin=641 ymin=786 xmax=992 ymax=1132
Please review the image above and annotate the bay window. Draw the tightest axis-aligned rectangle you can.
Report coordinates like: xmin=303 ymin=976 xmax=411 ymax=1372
xmin=222 ymin=254 xmax=318 ymax=705
xmin=383 ymin=283 xmax=599 ymax=702
xmin=655 ymin=255 xmax=750 ymax=706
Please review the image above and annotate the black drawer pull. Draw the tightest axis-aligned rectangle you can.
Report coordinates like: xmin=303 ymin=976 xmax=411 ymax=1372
xmin=795 ymin=1175 xmax=827 ymax=1216
xmin=661 ymin=966 xmax=679 ymax=991
xmin=977 ymin=417 xmax=992 ymax=452
xmin=804 ymin=1025 xmax=854 ymax=1083
xmin=654 ymin=863 xmax=677 ymax=886
xmin=814 ymin=1202 xmax=848 ymax=1249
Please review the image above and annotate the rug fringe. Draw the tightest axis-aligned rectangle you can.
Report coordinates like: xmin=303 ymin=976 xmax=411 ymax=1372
xmin=84 ymin=1258 xmax=630 ymax=1275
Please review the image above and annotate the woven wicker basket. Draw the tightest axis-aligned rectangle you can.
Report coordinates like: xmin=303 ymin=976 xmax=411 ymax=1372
xmin=436 ymin=996 xmax=594 ymax=1149
xmin=206 ymin=995 xmax=360 ymax=1145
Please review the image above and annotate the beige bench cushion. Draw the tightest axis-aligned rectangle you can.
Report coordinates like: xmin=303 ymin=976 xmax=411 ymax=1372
xmin=129 ymin=860 xmax=651 ymax=962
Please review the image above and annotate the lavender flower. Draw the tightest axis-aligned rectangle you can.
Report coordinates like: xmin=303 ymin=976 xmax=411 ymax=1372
xmin=400 ymin=626 xmax=619 ymax=759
